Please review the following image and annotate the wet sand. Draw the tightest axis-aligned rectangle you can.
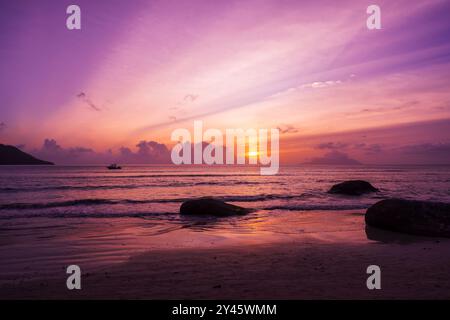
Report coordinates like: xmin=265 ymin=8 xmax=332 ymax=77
xmin=1 ymin=211 xmax=450 ymax=299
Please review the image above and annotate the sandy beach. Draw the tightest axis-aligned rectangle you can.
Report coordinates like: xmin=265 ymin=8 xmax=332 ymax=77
xmin=1 ymin=210 xmax=450 ymax=300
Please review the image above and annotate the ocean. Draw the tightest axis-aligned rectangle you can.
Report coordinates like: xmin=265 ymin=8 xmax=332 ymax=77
xmin=1 ymin=165 xmax=449 ymax=220
xmin=1 ymin=164 xmax=450 ymax=283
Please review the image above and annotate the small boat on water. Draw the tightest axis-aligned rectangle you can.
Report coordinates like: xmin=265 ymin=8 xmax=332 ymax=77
xmin=107 ymin=163 xmax=122 ymax=170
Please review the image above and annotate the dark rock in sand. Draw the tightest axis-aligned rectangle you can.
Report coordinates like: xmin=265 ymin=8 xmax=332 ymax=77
xmin=365 ymin=199 xmax=450 ymax=238
xmin=328 ymin=180 xmax=378 ymax=196
xmin=180 ymin=198 xmax=252 ymax=216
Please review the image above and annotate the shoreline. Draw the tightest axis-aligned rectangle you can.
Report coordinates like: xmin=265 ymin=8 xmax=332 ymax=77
xmin=1 ymin=210 xmax=450 ymax=299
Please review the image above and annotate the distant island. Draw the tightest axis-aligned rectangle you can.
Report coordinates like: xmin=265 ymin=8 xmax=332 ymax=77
xmin=303 ymin=151 xmax=362 ymax=165
xmin=0 ymin=144 xmax=54 ymax=165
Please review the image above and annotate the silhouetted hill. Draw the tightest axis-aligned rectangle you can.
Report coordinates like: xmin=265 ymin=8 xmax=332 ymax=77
xmin=0 ymin=144 xmax=54 ymax=165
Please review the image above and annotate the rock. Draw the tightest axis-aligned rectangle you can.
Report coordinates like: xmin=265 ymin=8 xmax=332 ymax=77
xmin=180 ymin=198 xmax=252 ymax=216
xmin=328 ymin=180 xmax=378 ymax=196
xmin=365 ymin=199 xmax=450 ymax=238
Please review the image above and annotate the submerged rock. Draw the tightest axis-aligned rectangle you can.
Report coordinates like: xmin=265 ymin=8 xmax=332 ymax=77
xmin=365 ymin=199 xmax=450 ymax=238
xmin=328 ymin=180 xmax=378 ymax=196
xmin=180 ymin=198 xmax=252 ymax=216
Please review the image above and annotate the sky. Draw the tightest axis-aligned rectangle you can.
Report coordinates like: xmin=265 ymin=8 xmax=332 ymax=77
xmin=0 ymin=0 xmax=450 ymax=164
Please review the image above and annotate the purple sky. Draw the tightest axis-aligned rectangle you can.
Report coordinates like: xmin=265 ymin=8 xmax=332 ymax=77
xmin=0 ymin=0 xmax=450 ymax=164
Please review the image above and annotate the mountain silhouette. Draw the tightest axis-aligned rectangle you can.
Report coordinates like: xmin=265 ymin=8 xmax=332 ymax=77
xmin=0 ymin=144 xmax=54 ymax=165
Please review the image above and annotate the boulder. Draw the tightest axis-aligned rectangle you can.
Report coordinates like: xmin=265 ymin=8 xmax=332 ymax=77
xmin=180 ymin=198 xmax=252 ymax=216
xmin=328 ymin=180 xmax=378 ymax=196
xmin=365 ymin=199 xmax=450 ymax=238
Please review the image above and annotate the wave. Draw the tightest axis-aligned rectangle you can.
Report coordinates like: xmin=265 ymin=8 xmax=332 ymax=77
xmin=261 ymin=204 xmax=370 ymax=211
xmin=0 ymin=211 xmax=178 ymax=220
xmin=217 ymin=194 xmax=309 ymax=202
xmin=0 ymin=199 xmax=121 ymax=210
xmin=45 ymin=173 xmax=273 ymax=180
xmin=0 ymin=194 xmax=315 ymax=210
xmin=0 ymin=180 xmax=262 ymax=193
xmin=0 ymin=203 xmax=369 ymax=220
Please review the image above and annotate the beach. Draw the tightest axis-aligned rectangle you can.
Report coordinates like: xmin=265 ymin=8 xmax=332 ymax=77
xmin=1 ymin=210 xmax=450 ymax=299
xmin=1 ymin=165 xmax=450 ymax=299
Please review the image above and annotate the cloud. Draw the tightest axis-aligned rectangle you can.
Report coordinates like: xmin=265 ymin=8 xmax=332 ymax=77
xmin=183 ymin=94 xmax=198 ymax=102
xmin=134 ymin=140 xmax=170 ymax=163
xmin=399 ymin=142 xmax=450 ymax=157
xmin=115 ymin=141 xmax=171 ymax=164
xmin=77 ymin=92 xmax=101 ymax=111
xmin=315 ymin=141 xmax=384 ymax=155
xmin=285 ymin=118 xmax=450 ymax=165
xmin=276 ymin=124 xmax=299 ymax=134
xmin=0 ymin=122 xmax=6 ymax=132
xmin=42 ymin=138 xmax=63 ymax=152
xmin=33 ymin=139 xmax=95 ymax=164
xmin=349 ymin=100 xmax=421 ymax=116
xmin=316 ymin=142 xmax=349 ymax=150
xmin=71 ymin=147 xmax=94 ymax=153
xmin=306 ymin=151 xmax=362 ymax=165
xmin=29 ymin=139 xmax=171 ymax=165
xmin=300 ymin=80 xmax=342 ymax=89
xmin=162 ymin=94 xmax=199 ymax=124
xmin=353 ymin=143 xmax=383 ymax=155
xmin=269 ymin=79 xmax=344 ymax=99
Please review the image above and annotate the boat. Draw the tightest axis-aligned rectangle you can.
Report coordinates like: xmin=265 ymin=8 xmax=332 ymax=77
xmin=107 ymin=163 xmax=122 ymax=170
